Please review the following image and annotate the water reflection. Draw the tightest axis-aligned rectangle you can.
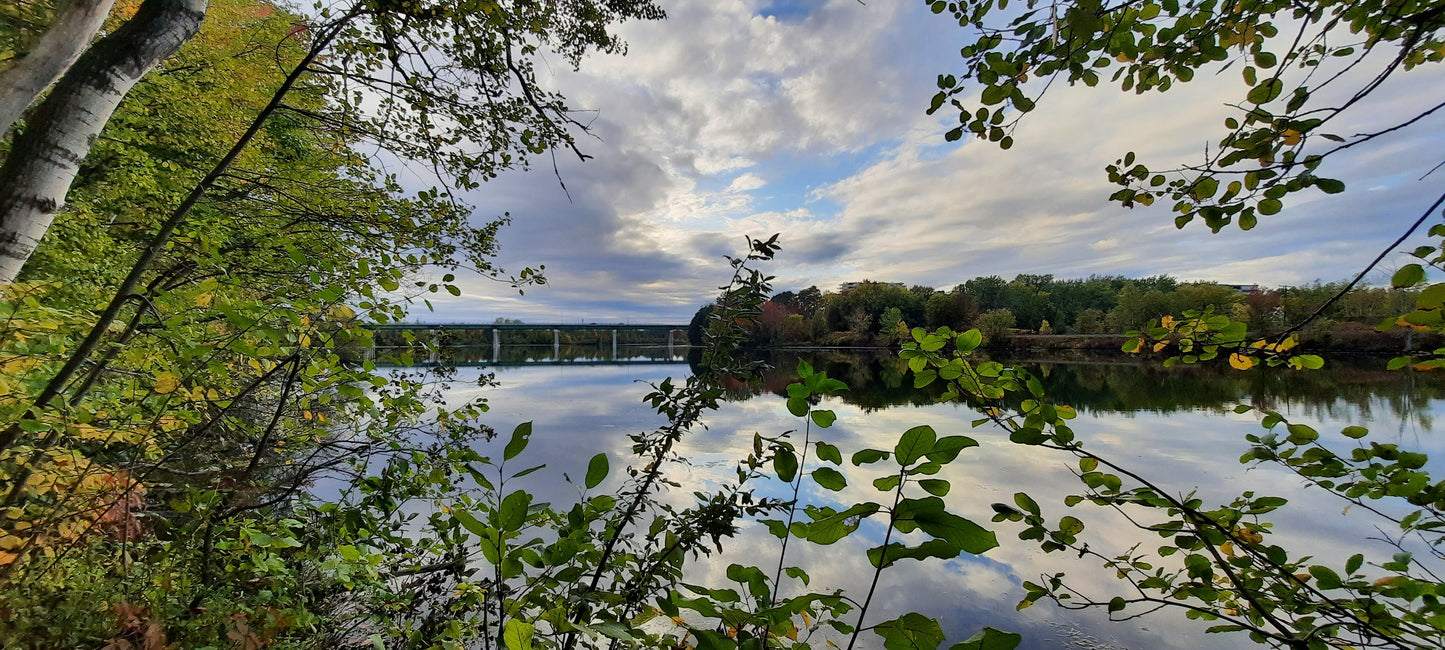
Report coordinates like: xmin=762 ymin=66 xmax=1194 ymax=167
xmin=422 ymin=350 xmax=1445 ymax=649
xmin=717 ymin=350 xmax=1442 ymax=427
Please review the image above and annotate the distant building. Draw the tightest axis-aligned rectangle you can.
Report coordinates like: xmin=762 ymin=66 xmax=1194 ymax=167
xmin=838 ymin=280 xmax=906 ymax=292
xmin=1225 ymin=284 xmax=1262 ymax=294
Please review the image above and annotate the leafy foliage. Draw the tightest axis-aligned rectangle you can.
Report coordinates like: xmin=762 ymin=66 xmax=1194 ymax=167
xmin=903 ymin=323 xmax=1445 ymax=648
xmin=929 ymin=0 xmax=1445 ymax=232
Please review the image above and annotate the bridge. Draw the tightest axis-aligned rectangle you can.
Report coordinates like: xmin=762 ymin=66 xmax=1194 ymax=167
xmin=364 ymin=322 xmax=691 ymax=360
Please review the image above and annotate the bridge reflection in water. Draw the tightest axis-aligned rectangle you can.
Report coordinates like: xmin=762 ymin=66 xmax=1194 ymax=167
xmin=368 ymin=345 xmax=691 ymax=367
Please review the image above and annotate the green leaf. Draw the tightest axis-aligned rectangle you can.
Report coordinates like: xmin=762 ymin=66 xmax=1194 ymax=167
xmin=816 ymin=441 xmax=843 ymax=465
xmin=1341 ymin=425 xmax=1369 ymax=439
xmin=926 ymin=435 xmax=979 ymax=463
xmin=499 ymin=490 xmax=532 ymax=531
xmin=900 ymin=497 xmax=999 ymax=553
xmin=1286 ymin=423 xmax=1318 ymax=444
xmin=1309 ymin=565 xmax=1342 ymax=590
xmin=957 ymin=329 xmax=983 ymax=352
xmin=874 ymin=612 xmax=945 ymax=650
xmin=775 ymin=449 xmax=799 ymax=483
xmin=895 ymin=425 xmax=937 ymax=466
xmin=953 ymin=627 xmax=1022 ymax=650
xmin=811 ymin=409 xmax=837 ymax=428
xmin=1416 ymin=283 xmax=1445 ymax=309
xmin=1247 ymin=78 xmax=1284 ymax=104
xmin=1014 ymin=492 xmax=1040 ymax=515
xmin=919 ymin=479 xmax=951 ymax=496
xmin=787 ymin=397 xmax=810 ymax=417
xmin=803 ymin=503 xmax=881 ymax=544
xmin=503 ymin=422 xmax=533 ymax=461
xmin=852 ymin=449 xmax=891 ymax=466
xmin=504 ymin=620 xmax=535 ymax=650
xmin=584 ymin=453 xmax=609 ymax=489
xmin=812 ymin=467 xmax=847 ymax=491
xmin=981 ymin=85 xmax=1007 ymax=105
xmin=1393 ymin=264 xmax=1426 ymax=288
xmin=1315 ymin=178 xmax=1345 ymax=194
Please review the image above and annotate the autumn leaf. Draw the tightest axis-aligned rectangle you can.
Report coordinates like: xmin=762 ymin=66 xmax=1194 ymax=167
xmin=1229 ymin=353 xmax=1255 ymax=370
xmin=153 ymin=373 xmax=181 ymax=394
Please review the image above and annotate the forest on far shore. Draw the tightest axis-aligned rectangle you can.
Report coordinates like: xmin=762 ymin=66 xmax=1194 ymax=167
xmin=689 ymin=275 xmax=1427 ymax=350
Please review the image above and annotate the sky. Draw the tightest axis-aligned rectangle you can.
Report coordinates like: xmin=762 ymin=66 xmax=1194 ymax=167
xmin=407 ymin=0 xmax=1445 ymax=324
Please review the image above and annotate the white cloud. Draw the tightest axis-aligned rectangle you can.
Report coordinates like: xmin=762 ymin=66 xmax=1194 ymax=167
xmin=727 ymin=172 xmax=768 ymax=192
xmin=411 ymin=0 xmax=1445 ymax=323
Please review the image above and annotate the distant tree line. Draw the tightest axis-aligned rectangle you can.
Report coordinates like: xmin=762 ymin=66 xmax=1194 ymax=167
xmin=689 ymin=276 xmax=1420 ymax=349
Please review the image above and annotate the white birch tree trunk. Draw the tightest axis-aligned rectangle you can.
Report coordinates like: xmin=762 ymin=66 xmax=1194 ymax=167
xmin=0 ymin=0 xmax=118 ymax=142
xmin=0 ymin=0 xmax=208 ymax=284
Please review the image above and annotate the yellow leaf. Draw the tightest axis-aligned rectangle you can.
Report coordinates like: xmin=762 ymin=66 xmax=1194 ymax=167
xmin=1229 ymin=353 xmax=1255 ymax=370
xmin=154 ymin=372 xmax=180 ymax=394
xmin=69 ymin=424 xmax=108 ymax=441
xmin=1160 ymin=315 xmax=1175 ymax=328
xmin=1374 ymin=576 xmax=1405 ymax=590
xmin=1152 ymin=341 xmax=1168 ymax=352
xmin=329 ymin=304 xmax=356 ymax=320
xmin=1220 ymin=541 xmax=1235 ymax=558
xmin=194 ymin=292 xmax=213 ymax=307
xmin=299 ymin=333 xmax=311 ymax=348
xmin=1281 ymin=129 xmax=1301 ymax=146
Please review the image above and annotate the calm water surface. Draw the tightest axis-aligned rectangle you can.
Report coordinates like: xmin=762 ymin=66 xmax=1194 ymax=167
xmin=419 ymin=347 xmax=1445 ymax=650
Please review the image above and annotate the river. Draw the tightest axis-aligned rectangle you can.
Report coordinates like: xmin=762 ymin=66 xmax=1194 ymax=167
xmin=393 ymin=345 xmax=1445 ymax=649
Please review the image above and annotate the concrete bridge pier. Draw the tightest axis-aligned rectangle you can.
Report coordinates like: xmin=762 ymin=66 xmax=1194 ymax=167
xmin=553 ymin=329 xmax=560 ymax=357
xmin=666 ymin=330 xmax=674 ymax=357
xmin=492 ymin=328 xmax=501 ymax=360
xmin=612 ymin=329 xmax=618 ymax=358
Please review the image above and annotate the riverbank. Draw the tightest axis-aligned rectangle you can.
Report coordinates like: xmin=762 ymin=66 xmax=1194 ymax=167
xmin=768 ymin=323 xmax=1437 ymax=355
